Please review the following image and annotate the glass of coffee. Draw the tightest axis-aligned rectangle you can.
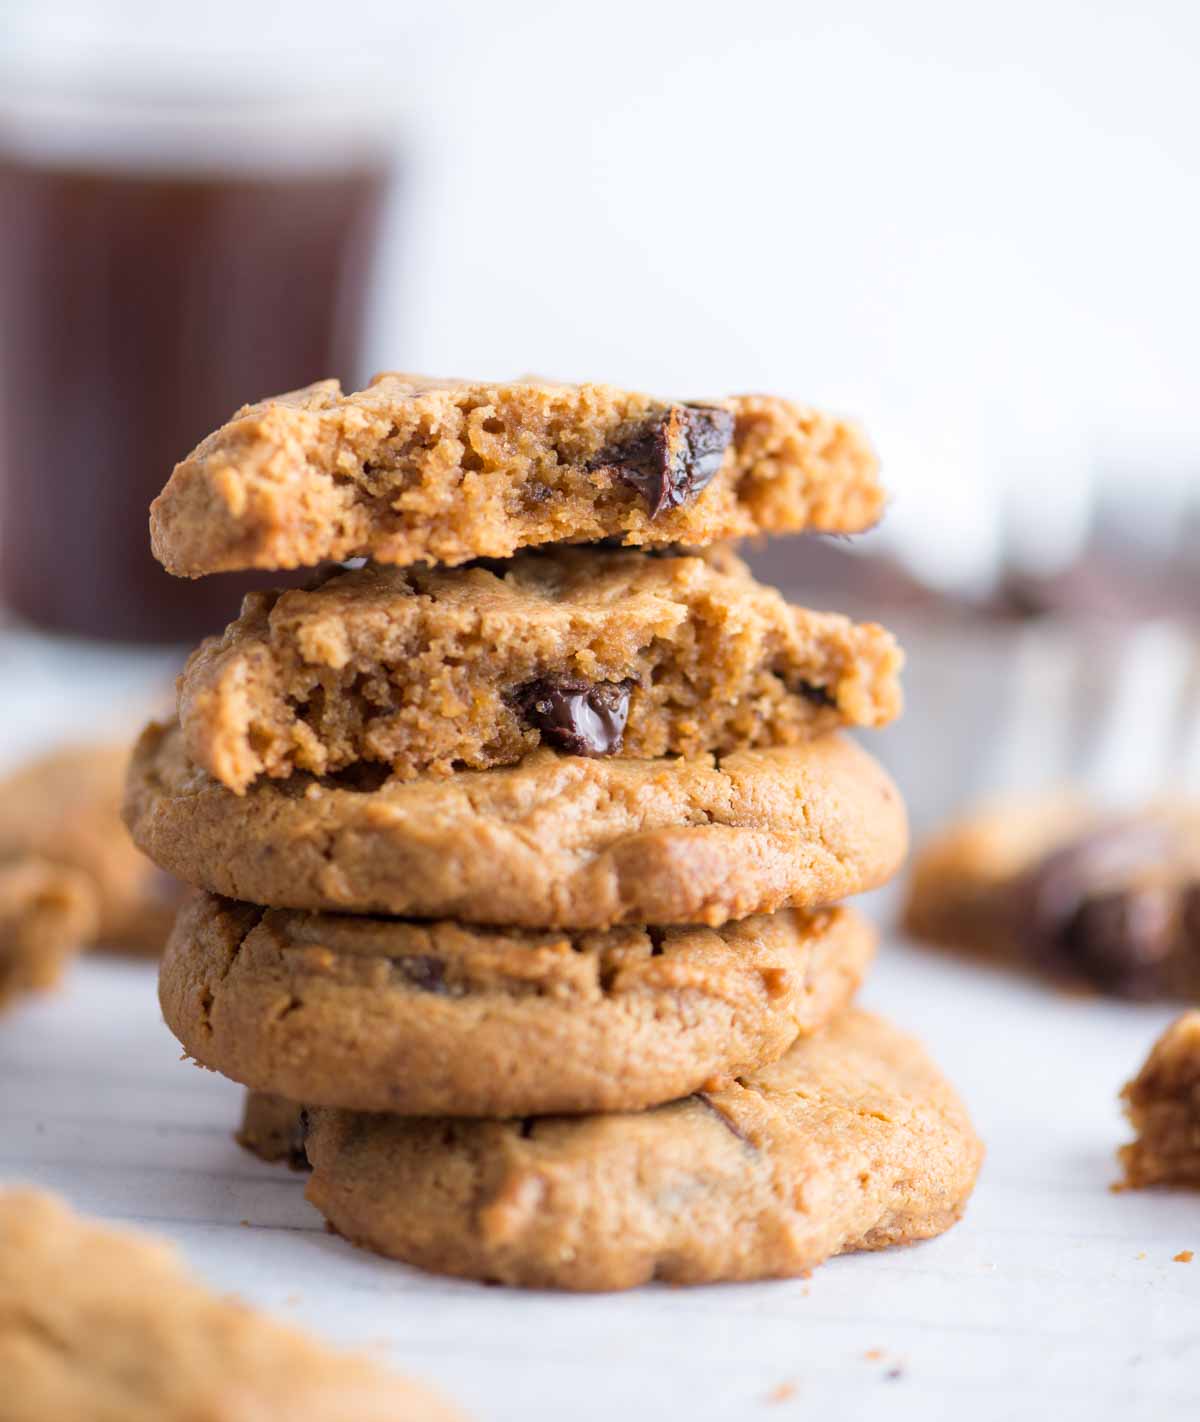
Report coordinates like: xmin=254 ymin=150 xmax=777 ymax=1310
xmin=0 ymin=87 xmax=394 ymax=642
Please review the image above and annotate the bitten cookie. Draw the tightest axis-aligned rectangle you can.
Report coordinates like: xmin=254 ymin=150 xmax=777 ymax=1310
xmin=904 ymin=794 xmax=1200 ymax=998
xmin=179 ymin=547 xmax=903 ymax=792
xmin=125 ymin=722 xmax=907 ymax=926
xmin=0 ymin=1189 xmax=462 ymax=1421
xmin=302 ymin=1010 xmax=983 ymax=1291
xmin=160 ymin=893 xmax=875 ymax=1116
xmin=150 ymin=374 xmax=884 ymax=576
xmin=1119 ymin=1012 xmax=1200 ymax=1188
xmin=0 ymin=744 xmax=184 ymax=956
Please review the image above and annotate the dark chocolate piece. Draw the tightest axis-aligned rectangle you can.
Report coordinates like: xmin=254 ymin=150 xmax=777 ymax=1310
xmin=515 ymin=678 xmax=632 ymax=757
xmin=1059 ymin=886 xmax=1177 ymax=998
xmin=593 ymin=404 xmax=734 ymax=518
xmin=795 ymin=680 xmax=837 ymax=709
xmin=1016 ymin=818 xmax=1180 ymax=995
xmin=391 ymin=954 xmax=449 ymax=994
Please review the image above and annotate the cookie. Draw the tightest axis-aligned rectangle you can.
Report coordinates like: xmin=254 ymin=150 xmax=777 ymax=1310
xmin=302 ymin=1009 xmax=982 ymax=1291
xmin=0 ymin=745 xmax=185 ymax=956
xmin=1119 ymin=1012 xmax=1200 ymax=1188
xmin=161 ymin=893 xmax=875 ymax=1116
xmin=0 ymin=1189 xmax=462 ymax=1421
xmin=179 ymin=547 xmax=902 ymax=793
xmin=904 ymin=794 xmax=1200 ymax=998
xmin=149 ymin=374 xmax=884 ymax=577
xmin=0 ymin=857 xmax=97 ymax=1012
xmin=237 ymin=1090 xmax=312 ymax=1169
xmin=125 ymin=721 xmax=907 ymax=926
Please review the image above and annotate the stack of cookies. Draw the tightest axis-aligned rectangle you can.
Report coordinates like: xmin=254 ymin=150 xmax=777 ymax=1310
xmin=126 ymin=374 xmax=981 ymax=1290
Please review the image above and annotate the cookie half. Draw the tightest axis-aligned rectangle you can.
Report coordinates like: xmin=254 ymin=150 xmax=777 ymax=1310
xmin=150 ymin=374 xmax=883 ymax=577
xmin=301 ymin=1010 xmax=982 ymax=1291
xmin=1119 ymin=1012 xmax=1200 ymax=1188
xmin=0 ymin=1189 xmax=461 ymax=1421
xmin=179 ymin=547 xmax=902 ymax=793
xmin=125 ymin=722 xmax=907 ymax=926
xmin=161 ymin=893 xmax=875 ymax=1116
xmin=0 ymin=857 xmax=97 ymax=1013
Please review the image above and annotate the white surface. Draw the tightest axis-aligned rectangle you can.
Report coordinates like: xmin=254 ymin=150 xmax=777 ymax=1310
xmin=2 ymin=631 xmax=1199 ymax=1420
xmin=2 ymin=946 xmax=1198 ymax=1421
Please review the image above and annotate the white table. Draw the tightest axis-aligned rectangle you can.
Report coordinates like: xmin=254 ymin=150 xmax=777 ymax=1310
xmin=1 ymin=629 xmax=1198 ymax=1421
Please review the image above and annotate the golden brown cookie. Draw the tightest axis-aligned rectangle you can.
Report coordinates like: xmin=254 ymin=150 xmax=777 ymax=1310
xmin=0 ymin=1189 xmax=463 ymax=1421
xmin=904 ymin=794 xmax=1200 ymax=998
xmin=179 ymin=547 xmax=902 ymax=793
xmin=150 ymin=374 xmax=884 ymax=577
xmin=302 ymin=1010 xmax=982 ymax=1291
xmin=0 ymin=857 xmax=97 ymax=1013
xmin=161 ymin=893 xmax=875 ymax=1116
xmin=0 ymin=745 xmax=184 ymax=956
xmin=1119 ymin=1012 xmax=1200 ymax=1188
xmin=125 ymin=721 xmax=907 ymax=926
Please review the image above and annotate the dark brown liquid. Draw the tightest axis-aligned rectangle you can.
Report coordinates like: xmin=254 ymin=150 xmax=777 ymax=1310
xmin=0 ymin=154 xmax=390 ymax=641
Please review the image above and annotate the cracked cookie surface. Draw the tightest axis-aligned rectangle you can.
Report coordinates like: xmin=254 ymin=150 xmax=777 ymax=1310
xmin=160 ymin=893 xmax=874 ymax=1116
xmin=125 ymin=721 xmax=907 ymax=927
xmin=302 ymin=1010 xmax=982 ymax=1290
xmin=150 ymin=374 xmax=884 ymax=576
xmin=179 ymin=547 xmax=902 ymax=792
xmin=0 ymin=1189 xmax=462 ymax=1422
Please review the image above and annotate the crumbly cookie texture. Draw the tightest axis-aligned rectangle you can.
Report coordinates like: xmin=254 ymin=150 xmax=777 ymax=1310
xmin=1120 ymin=1013 xmax=1200 ymax=1188
xmin=904 ymin=793 xmax=1200 ymax=999
xmin=161 ymin=893 xmax=875 ymax=1117
xmin=149 ymin=374 xmax=884 ymax=577
xmin=0 ymin=858 xmax=97 ymax=1012
xmin=303 ymin=1010 xmax=982 ymax=1291
xmin=125 ymin=721 xmax=907 ymax=927
xmin=179 ymin=547 xmax=903 ymax=793
xmin=0 ymin=1190 xmax=462 ymax=1422
xmin=0 ymin=745 xmax=184 ymax=956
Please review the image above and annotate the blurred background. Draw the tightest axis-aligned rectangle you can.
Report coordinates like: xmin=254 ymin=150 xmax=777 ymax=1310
xmin=2 ymin=0 xmax=1199 ymax=823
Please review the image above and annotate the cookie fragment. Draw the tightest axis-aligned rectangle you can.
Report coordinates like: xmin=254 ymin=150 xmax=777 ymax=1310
xmin=1120 ymin=1012 xmax=1200 ymax=1188
xmin=149 ymin=374 xmax=884 ymax=576
xmin=0 ymin=857 xmax=97 ymax=1012
xmin=176 ymin=547 xmax=903 ymax=792
xmin=303 ymin=1011 xmax=982 ymax=1291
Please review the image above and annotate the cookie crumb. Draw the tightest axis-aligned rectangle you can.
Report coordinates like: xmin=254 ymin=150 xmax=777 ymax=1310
xmin=239 ymin=1219 xmax=251 ymax=1228
xmin=1136 ymin=1251 xmax=1147 ymax=1260
xmin=1174 ymin=1250 xmax=1193 ymax=1263
xmin=765 ymin=1381 xmax=796 ymax=1403
xmin=864 ymin=1348 xmax=885 ymax=1362
xmin=885 ymin=1367 xmax=904 ymax=1382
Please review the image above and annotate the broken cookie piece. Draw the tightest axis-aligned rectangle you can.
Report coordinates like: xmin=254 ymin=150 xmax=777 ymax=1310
xmin=0 ymin=857 xmax=97 ymax=1013
xmin=1120 ymin=1013 xmax=1200 ymax=1188
xmin=150 ymin=374 xmax=884 ymax=576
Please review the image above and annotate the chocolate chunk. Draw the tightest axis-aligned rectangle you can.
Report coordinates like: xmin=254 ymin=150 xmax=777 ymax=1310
xmin=515 ymin=678 xmax=632 ymax=756
xmin=1059 ymin=886 xmax=1177 ymax=998
xmin=795 ymin=680 xmax=837 ymax=709
xmin=593 ymin=404 xmax=734 ymax=518
xmin=1016 ymin=818 xmax=1180 ymax=995
xmin=391 ymin=954 xmax=449 ymax=994
xmin=289 ymin=1107 xmax=312 ymax=1172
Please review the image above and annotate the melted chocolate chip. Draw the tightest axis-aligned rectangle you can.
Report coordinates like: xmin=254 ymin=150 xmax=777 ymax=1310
xmin=515 ymin=678 xmax=632 ymax=756
xmin=795 ymin=680 xmax=837 ymax=709
xmin=1059 ymin=886 xmax=1177 ymax=998
xmin=1016 ymin=819 xmax=1180 ymax=995
xmin=391 ymin=954 xmax=449 ymax=994
xmin=289 ymin=1107 xmax=312 ymax=1172
xmin=592 ymin=404 xmax=734 ymax=518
